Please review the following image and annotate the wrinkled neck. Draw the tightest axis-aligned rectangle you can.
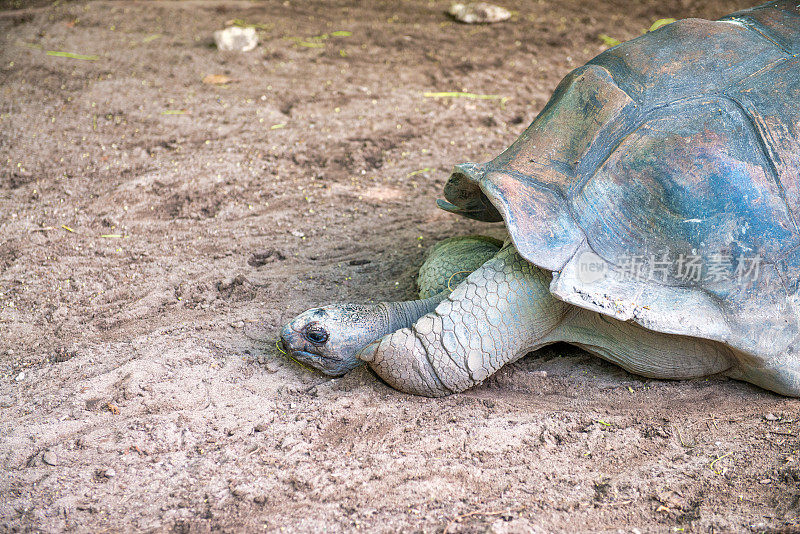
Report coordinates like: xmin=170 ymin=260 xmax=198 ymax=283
xmin=379 ymin=291 xmax=449 ymax=333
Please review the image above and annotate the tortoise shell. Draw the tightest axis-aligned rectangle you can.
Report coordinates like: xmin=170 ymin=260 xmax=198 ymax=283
xmin=440 ymin=1 xmax=800 ymax=391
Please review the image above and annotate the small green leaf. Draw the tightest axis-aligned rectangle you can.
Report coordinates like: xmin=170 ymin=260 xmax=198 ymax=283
xmin=46 ymin=50 xmax=99 ymax=60
xmin=406 ymin=167 xmax=433 ymax=177
xmin=649 ymin=18 xmax=676 ymax=32
xmin=330 ymin=30 xmax=352 ymax=37
xmin=598 ymin=34 xmax=621 ymax=47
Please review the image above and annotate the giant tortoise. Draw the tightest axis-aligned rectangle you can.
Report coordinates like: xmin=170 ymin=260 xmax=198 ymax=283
xmin=280 ymin=1 xmax=800 ymax=397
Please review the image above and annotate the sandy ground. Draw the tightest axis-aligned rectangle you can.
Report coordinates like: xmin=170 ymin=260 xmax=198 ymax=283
xmin=1 ymin=0 xmax=799 ymax=532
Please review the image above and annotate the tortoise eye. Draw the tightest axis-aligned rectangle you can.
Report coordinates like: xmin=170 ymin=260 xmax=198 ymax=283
xmin=304 ymin=325 xmax=329 ymax=344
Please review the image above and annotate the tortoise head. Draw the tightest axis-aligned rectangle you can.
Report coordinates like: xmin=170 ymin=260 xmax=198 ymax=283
xmin=279 ymin=304 xmax=383 ymax=376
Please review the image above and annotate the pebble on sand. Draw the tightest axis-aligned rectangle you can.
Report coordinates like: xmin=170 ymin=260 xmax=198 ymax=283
xmin=214 ymin=26 xmax=258 ymax=52
xmin=448 ymin=2 xmax=512 ymax=24
xmin=42 ymin=450 xmax=57 ymax=466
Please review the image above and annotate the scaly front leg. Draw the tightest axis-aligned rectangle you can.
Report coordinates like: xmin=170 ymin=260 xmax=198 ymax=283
xmin=358 ymin=245 xmax=571 ymax=396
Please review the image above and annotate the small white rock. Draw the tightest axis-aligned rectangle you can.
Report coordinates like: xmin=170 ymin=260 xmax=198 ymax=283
xmin=231 ymin=321 xmax=245 ymax=329
xmin=449 ymin=2 xmax=511 ymax=24
xmin=765 ymin=413 xmax=779 ymax=421
xmin=14 ymin=371 xmax=25 ymax=382
xmin=290 ymin=229 xmax=305 ymax=238
xmin=42 ymin=450 xmax=57 ymax=466
xmin=214 ymin=26 xmax=258 ymax=52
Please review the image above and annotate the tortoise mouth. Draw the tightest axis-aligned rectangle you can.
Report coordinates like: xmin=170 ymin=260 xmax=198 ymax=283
xmin=290 ymin=349 xmax=339 ymax=362
xmin=289 ymin=349 xmax=346 ymax=374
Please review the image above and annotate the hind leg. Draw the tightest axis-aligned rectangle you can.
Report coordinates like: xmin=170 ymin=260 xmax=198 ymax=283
xmin=726 ymin=357 xmax=800 ymax=397
xmin=552 ymin=309 xmax=734 ymax=379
